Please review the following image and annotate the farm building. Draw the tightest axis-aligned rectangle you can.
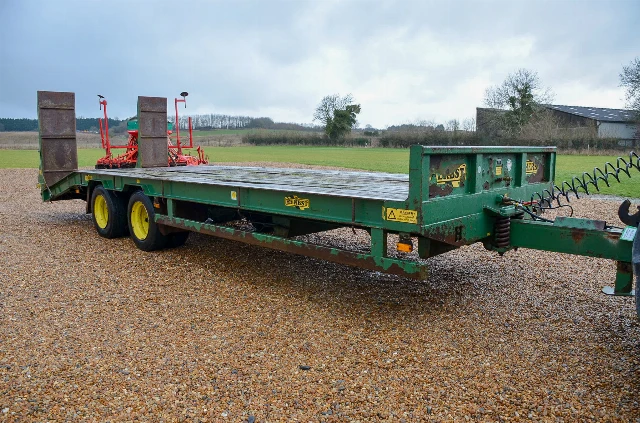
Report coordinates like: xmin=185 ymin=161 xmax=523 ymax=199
xmin=543 ymin=105 xmax=638 ymax=143
xmin=476 ymin=105 xmax=638 ymax=145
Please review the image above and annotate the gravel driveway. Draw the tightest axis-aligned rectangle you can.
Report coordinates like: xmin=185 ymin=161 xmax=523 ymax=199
xmin=0 ymin=168 xmax=638 ymax=422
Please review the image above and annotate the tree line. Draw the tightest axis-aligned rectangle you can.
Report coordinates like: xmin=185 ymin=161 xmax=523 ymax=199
xmin=0 ymin=117 xmax=124 ymax=132
xmin=0 ymin=115 xmax=321 ymax=132
xmin=168 ymin=114 xmax=320 ymax=131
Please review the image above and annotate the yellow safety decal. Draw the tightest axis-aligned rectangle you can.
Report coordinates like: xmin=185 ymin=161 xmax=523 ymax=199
xmin=496 ymin=165 xmax=502 ymax=176
xmin=526 ymin=160 xmax=538 ymax=175
xmin=434 ymin=164 xmax=466 ymax=187
xmin=285 ymin=195 xmax=310 ymax=210
xmin=85 ymin=175 xmax=93 ymax=181
xmin=231 ymin=190 xmax=237 ymax=200
xmin=383 ymin=207 xmax=418 ymax=224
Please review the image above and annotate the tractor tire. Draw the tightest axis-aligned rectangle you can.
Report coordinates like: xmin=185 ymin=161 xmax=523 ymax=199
xmin=127 ymin=191 xmax=168 ymax=251
xmin=166 ymin=231 xmax=190 ymax=248
xmin=91 ymin=186 xmax=128 ymax=238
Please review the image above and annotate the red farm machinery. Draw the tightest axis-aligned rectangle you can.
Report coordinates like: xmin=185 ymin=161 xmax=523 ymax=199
xmin=95 ymin=92 xmax=208 ymax=169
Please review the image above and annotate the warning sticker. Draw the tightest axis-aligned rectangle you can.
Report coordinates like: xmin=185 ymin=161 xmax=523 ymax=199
xmin=495 ymin=165 xmax=502 ymax=176
xmin=383 ymin=207 xmax=418 ymax=224
xmin=621 ymin=226 xmax=637 ymax=241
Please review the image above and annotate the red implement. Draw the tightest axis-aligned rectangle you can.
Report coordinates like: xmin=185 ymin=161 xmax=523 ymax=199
xmin=95 ymin=93 xmax=208 ymax=169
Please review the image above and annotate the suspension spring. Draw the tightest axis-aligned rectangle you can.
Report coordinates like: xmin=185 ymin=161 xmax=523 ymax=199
xmin=494 ymin=216 xmax=511 ymax=248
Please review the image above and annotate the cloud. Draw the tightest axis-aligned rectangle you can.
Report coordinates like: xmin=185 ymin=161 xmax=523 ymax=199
xmin=0 ymin=0 xmax=638 ymax=127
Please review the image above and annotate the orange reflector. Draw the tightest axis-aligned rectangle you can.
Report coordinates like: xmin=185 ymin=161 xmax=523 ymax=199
xmin=397 ymin=242 xmax=413 ymax=253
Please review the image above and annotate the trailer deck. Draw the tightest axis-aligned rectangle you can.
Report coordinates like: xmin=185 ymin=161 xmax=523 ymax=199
xmin=82 ymin=165 xmax=411 ymax=201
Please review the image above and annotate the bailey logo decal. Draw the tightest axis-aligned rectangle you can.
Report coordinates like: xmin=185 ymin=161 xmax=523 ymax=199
xmin=285 ymin=195 xmax=310 ymax=210
xmin=433 ymin=164 xmax=467 ymax=187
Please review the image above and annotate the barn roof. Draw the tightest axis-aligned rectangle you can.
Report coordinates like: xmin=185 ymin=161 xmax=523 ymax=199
xmin=545 ymin=105 xmax=636 ymax=122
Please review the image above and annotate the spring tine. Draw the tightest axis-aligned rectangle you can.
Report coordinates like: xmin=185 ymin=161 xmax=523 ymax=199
xmin=526 ymin=151 xmax=640 ymax=213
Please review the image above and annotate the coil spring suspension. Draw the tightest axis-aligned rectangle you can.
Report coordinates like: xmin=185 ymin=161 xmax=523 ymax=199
xmin=531 ymin=151 xmax=640 ymax=208
xmin=493 ymin=216 xmax=511 ymax=248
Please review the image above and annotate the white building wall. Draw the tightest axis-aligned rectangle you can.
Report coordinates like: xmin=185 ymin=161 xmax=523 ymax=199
xmin=597 ymin=121 xmax=638 ymax=140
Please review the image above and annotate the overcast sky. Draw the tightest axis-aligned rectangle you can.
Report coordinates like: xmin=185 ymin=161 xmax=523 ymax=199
xmin=0 ymin=0 xmax=638 ymax=128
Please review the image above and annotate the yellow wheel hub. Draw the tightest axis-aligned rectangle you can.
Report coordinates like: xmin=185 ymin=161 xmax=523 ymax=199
xmin=94 ymin=195 xmax=109 ymax=229
xmin=131 ymin=201 xmax=150 ymax=240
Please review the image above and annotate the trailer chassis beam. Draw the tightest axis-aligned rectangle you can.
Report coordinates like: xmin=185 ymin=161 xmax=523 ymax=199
xmin=510 ymin=219 xmax=634 ymax=296
xmin=155 ymin=215 xmax=428 ymax=279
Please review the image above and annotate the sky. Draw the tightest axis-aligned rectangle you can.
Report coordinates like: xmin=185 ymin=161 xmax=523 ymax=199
xmin=0 ymin=0 xmax=638 ymax=128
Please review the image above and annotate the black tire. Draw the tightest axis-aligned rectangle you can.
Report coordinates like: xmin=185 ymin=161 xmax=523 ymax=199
xmin=166 ymin=231 xmax=190 ymax=248
xmin=91 ymin=186 xmax=128 ymax=238
xmin=127 ymin=191 xmax=168 ymax=251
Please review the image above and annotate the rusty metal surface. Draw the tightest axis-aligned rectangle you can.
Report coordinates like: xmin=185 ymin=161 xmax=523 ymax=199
xmin=84 ymin=166 xmax=410 ymax=201
xmin=155 ymin=215 xmax=428 ymax=279
xmin=38 ymin=109 xmax=76 ymax=138
xmin=37 ymin=91 xmax=74 ymax=110
xmin=138 ymin=96 xmax=167 ymax=113
xmin=41 ymin=138 xmax=78 ymax=171
xmin=137 ymin=96 xmax=168 ymax=168
xmin=37 ymin=91 xmax=77 ymax=187
xmin=138 ymin=138 xmax=169 ymax=168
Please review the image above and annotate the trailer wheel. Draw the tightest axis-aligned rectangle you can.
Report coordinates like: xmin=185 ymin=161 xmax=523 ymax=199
xmin=91 ymin=186 xmax=128 ymax=238
xmin=167 ymin=231 xmax=190 ymax=248
xmin=127 ymin=191 xmax=167 ymax=251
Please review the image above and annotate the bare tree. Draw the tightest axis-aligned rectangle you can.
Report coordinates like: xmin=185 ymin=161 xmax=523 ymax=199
xmin=462 ymin=117 xmax=476 ymax=132
xmin=446 ymin=119 xmax=460 ymax=132
xmin=484 ymin=69 xmax=554 ymax=109
xmin=620 ymin=57 xmax=640 ymax=117
xmin=484 ymin=69 xmax=554 ymax=134
xmin=415 ymin=119 xmax=437 ymax=129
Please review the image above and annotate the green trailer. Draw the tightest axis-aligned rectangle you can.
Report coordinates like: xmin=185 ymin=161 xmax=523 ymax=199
xmin=36 ymin=91 xmax=639 ymax=317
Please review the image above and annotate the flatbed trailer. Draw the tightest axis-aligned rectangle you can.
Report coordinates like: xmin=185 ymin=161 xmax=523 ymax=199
xmin=36 ymin=91 xmax=639 ymax=316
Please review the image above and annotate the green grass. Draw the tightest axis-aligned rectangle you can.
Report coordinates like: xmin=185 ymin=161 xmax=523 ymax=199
xmin=2 ymin=146 xmax=639 ymax=197
xmin=210 ymin=146 xmax=409 ymax=173
xmin=0 ymin=149 xmax=106 ymax=168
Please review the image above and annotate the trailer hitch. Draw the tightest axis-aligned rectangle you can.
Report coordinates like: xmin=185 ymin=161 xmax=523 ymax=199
xmin=614 ymin=199 xmax=640 ymax=318
xmin=618 ymin=199 xmax=640 ymax=227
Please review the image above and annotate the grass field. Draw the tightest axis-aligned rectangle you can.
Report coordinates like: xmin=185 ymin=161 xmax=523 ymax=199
xmin=1 ymin=146 xmax=639 ymax=197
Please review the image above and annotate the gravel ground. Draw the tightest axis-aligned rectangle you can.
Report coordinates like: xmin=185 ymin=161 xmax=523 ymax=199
xmin=1 ymin=168 xmax=639 ymax=422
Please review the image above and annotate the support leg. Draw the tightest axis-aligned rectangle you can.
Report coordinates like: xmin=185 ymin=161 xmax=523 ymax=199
xmin=371 ymin=228 xmax=387 ymax=258
xmin=602 ymin=261 xmax=634 ymax=296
